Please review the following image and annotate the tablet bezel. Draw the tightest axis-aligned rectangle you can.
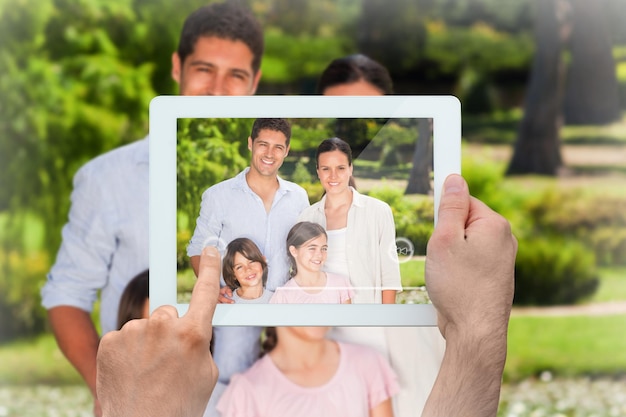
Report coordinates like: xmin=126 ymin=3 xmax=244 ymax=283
xmin=149 ymin=95 xmax=461 ymax=326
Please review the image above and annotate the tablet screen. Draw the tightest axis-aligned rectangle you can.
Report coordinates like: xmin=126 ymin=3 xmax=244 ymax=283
xmin=150 ymin=96 xmax=460 ymax=326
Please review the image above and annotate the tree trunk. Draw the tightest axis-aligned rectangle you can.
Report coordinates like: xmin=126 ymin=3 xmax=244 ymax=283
xmin=405 ymin=119 xmax=432 ymax=195
xmin=507 ymin=0 xmax=566 ymax=176
xmin=563 ymin=0 xmax=620 ymax=125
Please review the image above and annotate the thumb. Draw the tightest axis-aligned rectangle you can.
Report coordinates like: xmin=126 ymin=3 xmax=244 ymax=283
xmin=434 ymin=174 xmax=470 ymax=240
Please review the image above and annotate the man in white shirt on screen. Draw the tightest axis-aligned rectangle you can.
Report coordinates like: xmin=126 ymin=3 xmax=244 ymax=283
xmin=186 ymin=117 xmax=310 ymax=414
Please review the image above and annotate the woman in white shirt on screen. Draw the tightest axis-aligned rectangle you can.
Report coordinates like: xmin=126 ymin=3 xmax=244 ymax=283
xmin=298 ymin=137 xmax=402 ymax=305
xmin=302 ymin=54 xmax=446 ymax=417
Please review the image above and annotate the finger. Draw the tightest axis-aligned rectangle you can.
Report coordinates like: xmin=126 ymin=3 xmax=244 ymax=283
xmin=150 ymin=305 xmax=180 ymax=321
xmin=433 ymin=174 xmax=470 ymax=240
xmin=185 ymin=246 xmax=221 ymax=324
xmin=218 ymin=294 xmax=235 ymax=304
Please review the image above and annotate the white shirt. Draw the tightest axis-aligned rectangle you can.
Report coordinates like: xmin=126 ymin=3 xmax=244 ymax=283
xmin=298 ymin=188 xmax=402 ymax=303
xmin=42 ymin=138 xmax=149 ymax=334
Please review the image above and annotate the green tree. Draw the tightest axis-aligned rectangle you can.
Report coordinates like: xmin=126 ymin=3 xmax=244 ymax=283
xmin=176 ymin=118 xmax=250 ymax=226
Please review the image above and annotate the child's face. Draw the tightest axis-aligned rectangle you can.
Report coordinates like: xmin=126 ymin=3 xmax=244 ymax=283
xmin=289 ymin=234 xmax=328 ymax=274
xmin=233 ymin=252 xmax=264 ymax=289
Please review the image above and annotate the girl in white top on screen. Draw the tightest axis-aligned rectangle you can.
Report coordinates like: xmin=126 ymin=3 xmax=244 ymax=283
xmin=222 ymin=238 xmax=274 ymax=303
xmin=270 ymin=222 xmax=353 ymax=304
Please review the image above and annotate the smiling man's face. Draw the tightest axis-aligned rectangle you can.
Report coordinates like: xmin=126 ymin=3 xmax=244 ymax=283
xmin=171 ymin=36 xmax=261 ymax=96
xmin=247 ymin=129 xmax=289 ymax=179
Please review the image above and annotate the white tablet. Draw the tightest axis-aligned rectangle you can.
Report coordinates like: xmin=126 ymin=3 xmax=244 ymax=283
xmin=149 ymin=96 xmax=460 ymax=326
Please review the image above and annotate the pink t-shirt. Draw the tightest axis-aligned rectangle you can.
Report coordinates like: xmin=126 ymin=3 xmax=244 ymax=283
xmin=216 ymin=342 xmax=399 ymax=417
xmin=269 ymin=272 xmax=354 ymax=304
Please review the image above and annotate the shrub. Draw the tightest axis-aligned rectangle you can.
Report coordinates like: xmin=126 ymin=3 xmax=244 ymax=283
xmin=301 ymin=182 xmax=324 ymax=205
xmin=291 ymin=159 xmax=313 ymax=184
xmin=590 ymin=227 xmax=626 ymax=266
xmin=0 ymin=249 xmax=49 ymax=342
xmin=176 ymin=229 xmax=191 ymax=270
xmin=514 ymin=237 xmax=599 ymax=306
xmin=523 ymin=188 xmax=626 ymax=267
xmin=462 ymin=151 xmax=505 ymax=204
xmin=368 ymin=188 xmax=434 ymax=256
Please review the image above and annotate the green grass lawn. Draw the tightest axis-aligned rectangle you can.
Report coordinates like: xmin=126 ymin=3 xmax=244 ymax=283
xmin=0 ymin=334 xmax=83 ymax=385
xmin=505 ymin=314 xmax=626 ymax=382
xmin=399 ymin=258 xmax=425 ymax=288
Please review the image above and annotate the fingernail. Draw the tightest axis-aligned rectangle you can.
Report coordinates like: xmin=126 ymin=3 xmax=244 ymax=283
xmin=444 ymin=174 xmax=464 ymax=194
xmin=203 ymin=246 xmax=218 ymax=256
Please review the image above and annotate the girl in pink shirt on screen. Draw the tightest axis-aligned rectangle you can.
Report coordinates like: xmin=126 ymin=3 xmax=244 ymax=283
xmin=269 ymin=221 xmax=353 ymax=304
xmin=216 ymin=326 xmax=399 ymax=417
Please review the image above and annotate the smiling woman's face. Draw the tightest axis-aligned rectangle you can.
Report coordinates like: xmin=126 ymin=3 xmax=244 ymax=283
xmin=316 ymin=150 xmax=353 ymax=195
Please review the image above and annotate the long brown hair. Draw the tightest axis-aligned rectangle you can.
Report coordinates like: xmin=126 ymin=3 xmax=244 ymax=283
xmin=117 ymin=270 xmax=149 ymax=330
xmin=260 ymin=327 xmax=278 ymax=357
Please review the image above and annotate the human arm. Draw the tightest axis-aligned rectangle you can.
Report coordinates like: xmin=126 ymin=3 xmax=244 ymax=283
xmin=186 ymin=187 xmax=224 ymax=274
xmin=377 ymin=202 xmax=402 ymax=303
xmin=422 ymin=174 xmax=517 ymax=417
xmin=381 ymin=290 xmax=396 ymax=304
xmin=370 ymin=398 xmax=393 ymax=417
xmin=48 ymin=306 xmax=101 ymax=416
xmin=41 ymin=153 xmax=145 ymax=417
xmin=96 ymin=246 xmax=221 ymax=417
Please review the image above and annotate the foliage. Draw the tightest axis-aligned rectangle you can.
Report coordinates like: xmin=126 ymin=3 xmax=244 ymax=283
xmin=524 ymin=187 xmax=626 ymax=266
xmin=261 ymin=27 xmax=351 ymax=85
xmin=0 ymin=0 xmax=157 ymax=252
xmin=291 ymin=159 xmax=313 ymax=184
xmin=300 ymin=182 xmax=325 ymax=205
xmin=0 ymin=249 xmax=49 ymax=342
xmin=462 ymin=151 xmax=626 ymax=305
xmin=368 ymin=187 xmax=433 ymax=256
xmin=288 ymin=118 xmax=335 ymax=153
xmin=425 ymin=20 xmax=532 ymax=113
xmin=424 ymin=20 xmax=534 ymax=76
xmin=176 ymin=118 xmax=250 ymax=226
xmin=514 ymin=237 xmax=599 ymax=306
xmin=427 ymin=0 xmax=534 ymax=34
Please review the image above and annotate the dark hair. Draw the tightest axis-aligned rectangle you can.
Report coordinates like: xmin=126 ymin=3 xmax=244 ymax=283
xmin=222 ymin=237 xmax=268 ymax=290
xmin=316 ymin=137 xmax=356 ymax=189
xmin=316 ymin=54 xmax=393 ymax=95
xmin=260 ymin=326 xmax=277 ymax=357
xmin=250 ymin=118 xmax=292 ymax=146
xmin=315 ymin=137 xmax=353 ymax=167
xmin=286 ymin=222 xmax=327 ymax=278
xmin=117 ymin=270 xmax=149 ymax=330
xmin=177 ymin=2 xmax=264 ymax=73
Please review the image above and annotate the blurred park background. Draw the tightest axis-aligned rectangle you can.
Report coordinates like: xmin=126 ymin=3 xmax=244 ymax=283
xmin=1 ymin=0 xmax=626 ymax=415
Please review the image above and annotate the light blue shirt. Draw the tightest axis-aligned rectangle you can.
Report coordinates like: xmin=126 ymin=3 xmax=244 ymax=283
xmin=187 ymin=167 xmax=310 ymax=291
xmin=41 ymin=138 xmax=149 ymax=334
xmin=187 ymin=167 xmax=309 ymax=385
